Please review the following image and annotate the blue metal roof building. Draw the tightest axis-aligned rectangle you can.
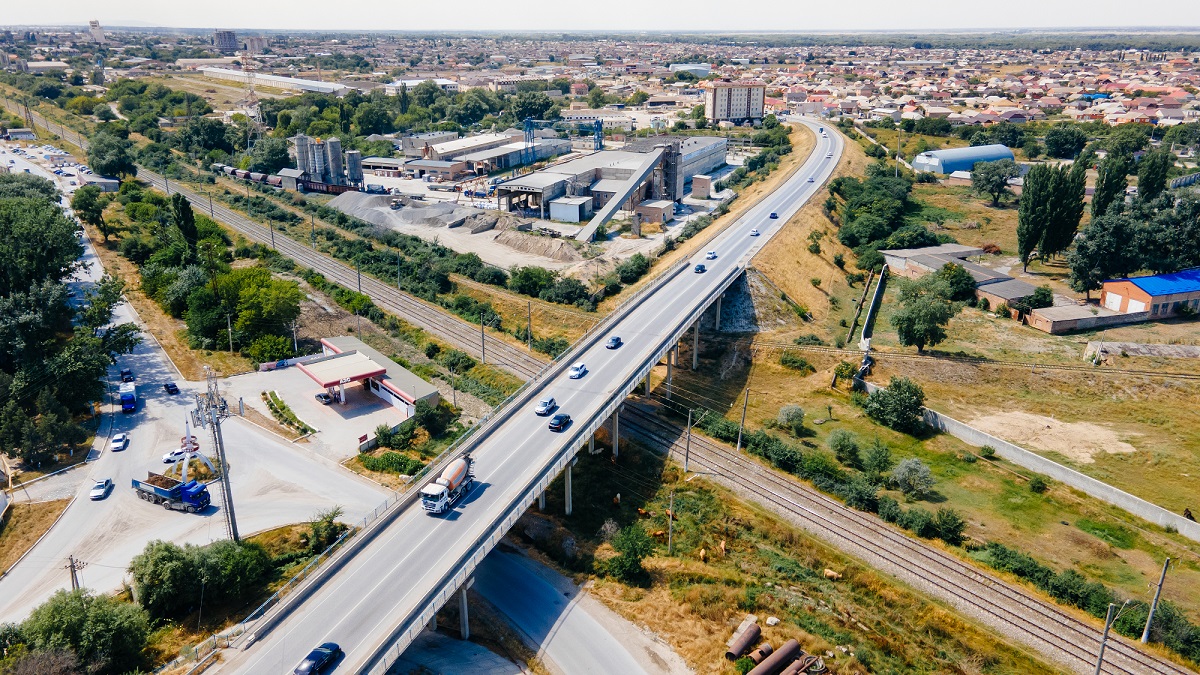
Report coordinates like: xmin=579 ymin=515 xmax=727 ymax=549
xmin=1126 ymin=268 xmax=1200 ymax=297
xmin=911 ymin=144 xmax=1015 ymax=174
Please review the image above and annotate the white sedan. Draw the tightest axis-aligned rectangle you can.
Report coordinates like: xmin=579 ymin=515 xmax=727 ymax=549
xmin=110 ymin=433 xmax=128 ymax=452
xmin=749 ymin=228 xmax=760 ymax=236
xmin=705 ymin=251 xmax=718 ymax=260
xmin=162 ymin=448 xmax=197 ymax=464
xmin=89 ymin=479 xmax=113 ymax=500
xmin=568 ymin=363 xmax=588 ymax=379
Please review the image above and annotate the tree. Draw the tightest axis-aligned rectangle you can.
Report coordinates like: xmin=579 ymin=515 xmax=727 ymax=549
xmin=353 ymin=102 xmax=394 ymax=136
xmin=86 ymin=132 xmax=136 ymax=178
xmin=777 ymin=405 xmax=805 ymax=436
xmin=170 ymin=193 xmax=197 ymax=260
xmin=508 ymin=266 xmax=556 ymax=297
xmin=1067 ymin=212 xmax=1142 ymax=298
xmin=174 ymin=116 xmax=233 ymax=155
xmin=862 ymin=438 xmax=894 ymax=481
xmin=890 ymin=275 xmax=959 ymax=353
xmin=935 ymin=262 xmax=976 ymax=302
xmin=971 ymin=158 xmax=1019 ymax=206
xmin=863 ymin=377 xmax=926 ymax=434
xmin=127 ymin=540 xmax=192 ymax=619
xmin=70 ymin=185 xmax=110 ymax=240
xmin=0 ymin=173 xmax=59 ymax=201
xmin=608 ymin=523 xmax=654 ymax=583
xmin=891 ymin=457 xmax=935 ymax=497
xmin=1038 ymin=162 xmax=1087 ymax=259
xmin=828 ymin=429 xmax=860 ymax=468
xmin=588 ymin=87 xmax=609 ymax=109
xmin=510 ymin=91 xmax=554 ymax=122
xmin=0 ymin=198 xmax=83 ymax=297
xmin=1136 ymin=148 xmax=1172 ymax=202
xmin=1106 ymin=124 xmax=1151 ymax=156
xmin=246 ymin=137 xmax=292 ymax=175
xmin=1091 ymin=152 xmax=1130 ymax=219
xmin=1044 ymin=124 xmax=1088 ymax=159
xmin=21 ymin=589 xmax=149 ymax=675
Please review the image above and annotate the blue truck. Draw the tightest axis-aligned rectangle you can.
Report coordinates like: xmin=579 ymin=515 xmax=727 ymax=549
xmin=119 ymin=383 xmax=137 ymax=413
xmin=131 ymin=472 xmax=211 ymax=513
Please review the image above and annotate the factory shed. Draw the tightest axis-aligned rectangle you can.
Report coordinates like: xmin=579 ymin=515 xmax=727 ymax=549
xmin=911 ymin=144 xmax=1014 ymax=174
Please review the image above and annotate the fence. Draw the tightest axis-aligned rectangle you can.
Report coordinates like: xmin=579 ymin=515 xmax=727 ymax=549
xmin=855 ymin=378 xmax=1200 ymax=542
xmin=1169 ymin=172 xmax=1200 ymax=189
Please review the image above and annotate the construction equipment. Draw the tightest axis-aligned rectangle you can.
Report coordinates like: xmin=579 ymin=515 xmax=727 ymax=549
xmin=131 ymin=472 xmax=211 ymax=513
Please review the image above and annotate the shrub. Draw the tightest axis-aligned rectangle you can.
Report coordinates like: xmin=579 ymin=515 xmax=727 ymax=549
xmin=901 ymin=507 xmax=937 ymax=538
xmin=877 ymin=496 xmax=903 ymax=523
xmin=891 ymin=457 xmax=935 ymax=497
xmin=833 ymin=253 xmax=845 ymax=268
xmin=777 ymin=405 xmax=805 ymax=436
xmin=607 ymin=523 xmax=654 ymax=584
xmin=792 ymin=333 xmax=826 ymax=346
xmin=780 ymin=352 xmax=814 ymax=373
xmin=359 ymin=451 xmax=422 ymax=475
xmin=810 ymin=277 xmax=822 ymax=288
xmin=979 ymin=445 xmax=996 ymax=459
xmin=246 ymin=334 xmax=292 ymax=363
xmin=1029 ymin=476 xmax=1049 ymax=493
xmin=842 ymin=476 xmax=879 ymax=512
xmin=862 ymin=438 xmax=893 ymax=479
xmin=807 ymin=242 xmax=821 ymax=255
xmin=614 ymin=253 xmax=651 ymax=283
xmin=932 ymin=508 xmax=967 ymax=545
xmin=833 ymin=361 xmax=857 ymax=379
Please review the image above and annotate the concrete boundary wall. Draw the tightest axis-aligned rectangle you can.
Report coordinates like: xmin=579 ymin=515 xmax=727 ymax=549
xmin=856 ymin=379 xmax=1200 ymax=542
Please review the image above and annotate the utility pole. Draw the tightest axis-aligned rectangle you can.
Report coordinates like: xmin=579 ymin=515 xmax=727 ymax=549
xmin=193 ymin=367 xmax=239 ymax=542
xmin=356 ymin=260 xmax=362 ymax=293
xmin=734 ymin=387 xmax=749 ymax=454
xmin=527 ymin=301 xmax=532 ymax=351
xmin=684 ymin=409 xmax=692 ymax=473
xmin=64 ymin=555 xmax=86 ymax=590
xmin=895 ymin=124 xmax=901 ymax=178
xmin=269 ymin=219 xmax=274 ymax=249
xmin=226 ymin=314 xmax=234 ymax=353
xmin=667 ymin=491 xmax=675 ymax=555
xmin=291 ymin=320 xmax=298 ymax=354
xmin=1095 ymin=600 xmax=1131 ymax=675
xmin=208 ymin=192 xmax=214 ymax=218
xmin=1142 ymin=558 xmax=1171 ymax=643
xmin=480 ymin=312 xmax=486 ymax=365
xmin=311 ymin=215 xmax=316 ymax=248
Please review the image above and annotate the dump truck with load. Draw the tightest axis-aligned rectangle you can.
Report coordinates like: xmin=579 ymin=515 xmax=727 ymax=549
xmin=420 ymin=455 xmax=474 ymax=514
xmin=131 ymin=472 xmax=211 ymax=512
xmin=119 ymin=382 xmax=137 ymax=413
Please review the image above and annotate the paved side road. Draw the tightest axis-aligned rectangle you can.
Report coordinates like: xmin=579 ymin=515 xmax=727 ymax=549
xmin=474 ymin=547 xmax=690 ymax=675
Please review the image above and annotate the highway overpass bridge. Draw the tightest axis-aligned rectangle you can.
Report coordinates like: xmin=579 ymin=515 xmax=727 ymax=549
xmin=213 ymin=119 xmax=842 ymax=674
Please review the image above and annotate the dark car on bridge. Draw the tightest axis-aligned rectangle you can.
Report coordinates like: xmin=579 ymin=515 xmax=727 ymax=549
xmin=548 ymin=413 xmax=572 ymax=432
xmin=293 ymin=642 xmax=341 ymax=675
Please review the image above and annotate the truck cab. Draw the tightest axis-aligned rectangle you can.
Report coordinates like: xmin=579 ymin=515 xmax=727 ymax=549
xmin=119 ymin=382 xmax=137 ymax=413
xmin=420 ymin=483 xmax=452 ymax=513
xmin=421 ymin=456 xmax=473 ymax=514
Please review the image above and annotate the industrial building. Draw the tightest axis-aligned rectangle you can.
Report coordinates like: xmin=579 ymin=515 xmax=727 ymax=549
xmin=881 ymin=243 xmax=1036 ymax=307
xmin=669 ymin=63 xmax=711 ymax=78
xmin=198 ymin=67 xmax=347 ymax=95
xmin=1101 ymin=268 xmax=1200 ymax=317
xmin=911 ymin=144 xmax=1015 ymax=174
xmin=290 ymin=134 xmax=357 ymax=189
xmin=384 ymin=78 xmax=459 ymax=96
xmin=299 ymin=337 xmax=439 ymax=415
xmin=401 ymin=131 xmax=459 ymax=157
xmin=703 ymin=80 xmax=766 ymax=124
xmin=213 ymin=30 xmax=238 ymax=55
xmin=422 ymin=131 xmax=525 ymax=161
xmin=87 ymin=20 xmax=105 ymax=45
xmin=455 ymin=138 xmax=571 ymax=174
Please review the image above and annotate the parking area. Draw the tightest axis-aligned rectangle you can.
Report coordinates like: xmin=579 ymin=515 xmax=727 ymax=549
xmin=222 ymin=366 xmax=409 ymax=461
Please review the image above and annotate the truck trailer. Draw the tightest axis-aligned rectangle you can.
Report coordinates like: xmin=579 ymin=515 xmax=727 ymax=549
xmin=118 ymin=382 xmax=137 ymax=413
xmin=420 ymin=456 xmax=474 ymax=514
xmin=131 ymin=472 xmax=211 ymax=513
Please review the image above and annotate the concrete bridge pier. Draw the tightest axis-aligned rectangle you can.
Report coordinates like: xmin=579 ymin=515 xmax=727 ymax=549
xmin=666 ymin=346 xmax=676 ymax=400
xmin=459 ymin=578 xmax=475 ymax=639
xmin=612 ymin=407 xmax=620 ymax=459
xmin=714 ymin=294 xmax=723 ymax=331
xmin=692 ymin=322 xmax=700 ymax=370
xmin=564 ymin=457 xmax=578 ymax=516
xmin=538 ymin=490 xmax=546 ymax=510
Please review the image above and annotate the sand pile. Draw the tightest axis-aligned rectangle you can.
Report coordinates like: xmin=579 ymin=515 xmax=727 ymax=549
xmin=494 ymin=230 xmax=584 ymax=262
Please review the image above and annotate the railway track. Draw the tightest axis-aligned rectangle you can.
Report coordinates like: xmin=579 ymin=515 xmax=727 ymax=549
xmin=620 ymin=405 xmax=1195 ymax=675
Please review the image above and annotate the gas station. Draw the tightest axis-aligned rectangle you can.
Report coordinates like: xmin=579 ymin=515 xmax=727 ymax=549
xmin=297 ymin=337 xmax=439 ymax=417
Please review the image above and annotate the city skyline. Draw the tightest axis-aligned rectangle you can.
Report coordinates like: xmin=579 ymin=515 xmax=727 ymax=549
xmin=5 ymin=0 xmax=1200 ymax=33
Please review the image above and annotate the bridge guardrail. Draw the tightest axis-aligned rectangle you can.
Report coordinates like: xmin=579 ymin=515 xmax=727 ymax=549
xmin=363 ymin=263 xmax=741 ymax=674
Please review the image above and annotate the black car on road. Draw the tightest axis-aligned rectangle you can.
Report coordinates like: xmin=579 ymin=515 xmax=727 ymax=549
xmin=548 ymin=413 xmax=572 ymax=432
xmin=163 ymin=382 xmax=180 ymax=395
xmin=605 ymin=336 xmax=622 ymax=349
xmin=293 ymin=642 xmax=341 ymax=675
xmin=119 ymin=368 xmax=134 ymax=382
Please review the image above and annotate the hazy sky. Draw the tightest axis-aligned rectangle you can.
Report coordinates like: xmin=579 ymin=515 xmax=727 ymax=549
xmin=5 ymin=0 xmax=1199 ymax=33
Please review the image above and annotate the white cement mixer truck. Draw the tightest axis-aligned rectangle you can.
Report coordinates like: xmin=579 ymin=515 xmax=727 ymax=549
xmin=420 ymin=455 xmax=474 ymax=515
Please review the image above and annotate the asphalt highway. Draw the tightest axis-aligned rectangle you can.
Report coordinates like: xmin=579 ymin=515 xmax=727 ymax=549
xmin=217 ymin=119 xmax=842 ymax=674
